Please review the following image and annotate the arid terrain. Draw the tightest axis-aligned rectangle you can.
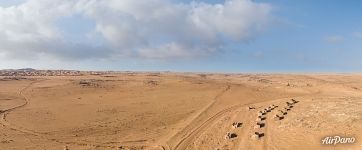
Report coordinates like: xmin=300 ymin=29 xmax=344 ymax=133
xmin=0 ymin=72 xmax=361 ymax=150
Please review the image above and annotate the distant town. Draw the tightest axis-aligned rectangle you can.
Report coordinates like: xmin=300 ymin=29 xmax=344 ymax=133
xmin=0 ymin=68 xmax=106 ymax=76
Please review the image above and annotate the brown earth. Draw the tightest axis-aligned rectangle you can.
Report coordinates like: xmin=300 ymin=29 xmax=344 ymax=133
xmin=0 ymin=73 xmax=361 ymax=150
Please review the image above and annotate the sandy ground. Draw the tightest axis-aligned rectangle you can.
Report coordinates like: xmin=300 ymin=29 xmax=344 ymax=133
xmin=0 ymin=73 xmax=361 ymax=150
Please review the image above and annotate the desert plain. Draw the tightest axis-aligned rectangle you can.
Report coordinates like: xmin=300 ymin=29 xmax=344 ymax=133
xmin=0 ymin=72 xmax=361 ymax=150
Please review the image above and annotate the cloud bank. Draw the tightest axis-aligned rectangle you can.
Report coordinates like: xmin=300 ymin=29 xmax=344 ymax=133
xmin=0 ymin=0 xmax=273 ymax=61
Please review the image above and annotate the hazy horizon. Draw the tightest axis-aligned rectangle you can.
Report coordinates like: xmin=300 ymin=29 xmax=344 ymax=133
xmin=2 ymin=67 xmax=362 ymax=75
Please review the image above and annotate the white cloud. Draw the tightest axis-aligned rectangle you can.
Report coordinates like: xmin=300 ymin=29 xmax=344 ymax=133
xmin=0 ymin=0 xmax=273 ymax=61
xmin=324 ymin=35 xmax=344 ymax=44
xmin=0 ymin=0 xmax=75 ymax=42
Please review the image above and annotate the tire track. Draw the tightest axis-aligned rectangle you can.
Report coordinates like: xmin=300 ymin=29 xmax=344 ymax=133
xmin=173 ymin=85 xmax=239 ymax=150
xmin=174 ymin=99 xmax=272 ymax=150
xmin=0 ymin=79 xmax=40 ymax=114
xmin=0 ymin=79 xmax=119 ymax=149
xmin=152 ymin=85 xmax=232 ymax=150
xmin=0 ymin=79 xmax=48 ymax=136
xmin=173 ymin=104 xmax=242 ymax=150
xmin=175 ymin=96 xmax=308 ymax=150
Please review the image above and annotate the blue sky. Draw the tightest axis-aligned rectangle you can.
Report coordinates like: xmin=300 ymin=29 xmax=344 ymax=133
xmin=0 ymin=0 xmax=361 ymax=72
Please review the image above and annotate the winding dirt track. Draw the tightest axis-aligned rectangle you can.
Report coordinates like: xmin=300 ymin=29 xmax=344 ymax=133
xmin=0 ymin=80 xmax=119 ymax=149
xmin=0 ymin=80 xmax=43 ymax=135
xmin=1 ymin=80 xmax=38 ymax=114
xmin=0 ymin=79 xmax=51 ymax=136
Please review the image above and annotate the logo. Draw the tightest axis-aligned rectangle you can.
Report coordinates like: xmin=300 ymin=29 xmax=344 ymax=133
xmin=322 ymin=136 xmax=356 ymax=145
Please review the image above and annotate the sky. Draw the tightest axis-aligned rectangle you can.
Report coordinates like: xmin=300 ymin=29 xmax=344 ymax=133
xmin=0 ymin=0 xmax=361 ymax=72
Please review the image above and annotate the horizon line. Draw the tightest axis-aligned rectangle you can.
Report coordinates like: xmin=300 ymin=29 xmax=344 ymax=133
xmin=1 ymin=67 xmax=362 ymax=75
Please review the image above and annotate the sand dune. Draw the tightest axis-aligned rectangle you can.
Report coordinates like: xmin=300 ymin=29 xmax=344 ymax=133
xmin=0 ymin=73 xmax=361 ymax=149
